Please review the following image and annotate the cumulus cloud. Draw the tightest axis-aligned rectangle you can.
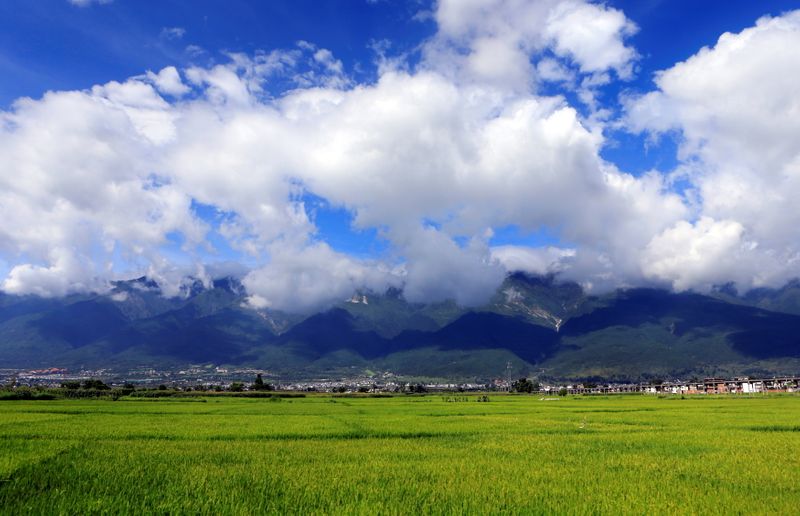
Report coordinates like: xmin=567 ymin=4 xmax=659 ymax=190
xmin=0 ymin=0 xmax=672 ymax=308
xmin=627 ymin=10 xmax=800 ymax=291
xmin=427 ymin=0 xmax=638 ymax=91
xmin=5 ymin=2 xmax=799 ymax=310
xmin=2 ymin=248 xmax=106 ymax=298
xmin=641 ymin=217 xmax=776 ymax=292
xmin=243 ymin=243 xmax=400 ymax=313
xmin=396 ymin=228 xmax=505 ymax=306
xmin=543 ymin=1 xmax=638 ymax=78
xmin=145 ymin=67 xmax=190 ymax=97
xmin=0 ymin=81 xmax=205 ymax=297
xmin=492 ymin=246 xmax=576 ymax=276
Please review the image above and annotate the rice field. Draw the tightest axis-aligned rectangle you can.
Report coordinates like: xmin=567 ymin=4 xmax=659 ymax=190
xmin=1 ymin=394 xmax=799 ymax=514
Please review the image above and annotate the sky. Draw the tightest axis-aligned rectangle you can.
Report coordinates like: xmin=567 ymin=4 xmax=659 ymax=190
xmin=1 ymin=0 xmax=799 ymax=312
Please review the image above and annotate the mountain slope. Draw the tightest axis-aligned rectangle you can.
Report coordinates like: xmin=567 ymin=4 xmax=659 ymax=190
xmin=547 ymin=288 xmax=800 ymax=380
xmin=3 ymin=274 xmax=800 ymax=380
xmin=483 ymin=272 xmax=601 ymax=329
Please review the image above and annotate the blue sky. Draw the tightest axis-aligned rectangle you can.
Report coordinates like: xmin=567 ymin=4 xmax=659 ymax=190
xmin=3 ymin=1 xmax=795 ymax=104
xmin=2 ymin=0 xmax=800 ymax=309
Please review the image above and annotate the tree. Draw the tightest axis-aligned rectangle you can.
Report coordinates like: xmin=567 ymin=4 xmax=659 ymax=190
xmin=512 ymin=377 xmax=534 ymax=393
xmin=61 ymin=381 xmax=81 ymax=390
xmin=558 ymin=388 xmax=568 ymax=397
xmin=251 ymin=374 xmax=273 ymax=391
xmin=229 ymin=382 xmax=244 ymax=392
xmin=82 ymin=379 xmax=110 ymax=390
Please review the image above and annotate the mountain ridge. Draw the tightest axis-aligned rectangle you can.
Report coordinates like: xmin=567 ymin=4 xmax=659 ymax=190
xmin=2 ymin=273 xmax=800 ymax=380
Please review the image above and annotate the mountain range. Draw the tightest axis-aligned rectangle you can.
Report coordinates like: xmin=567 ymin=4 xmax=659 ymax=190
xmin=2 ymin=273 xmax=800 ymax=381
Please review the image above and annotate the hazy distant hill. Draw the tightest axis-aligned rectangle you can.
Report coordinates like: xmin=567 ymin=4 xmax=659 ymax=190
xmin=711 ymin=280 xmax=800 ymax=316
xmin=2 ymin=273 xmax=800 ymax=380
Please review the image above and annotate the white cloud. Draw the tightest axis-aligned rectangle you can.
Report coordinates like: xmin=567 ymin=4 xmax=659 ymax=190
xmin=627 ymin=10 xmax=800 ymax=291
xmin=68 ymin=0 xmax=112 ymax=6
xmin=543 ymin=0 xmax=638 ymax=78
xmin=145 ymin=66 xmax=190 ymax=97
xmin=427 ymin=0 xmax=638 ymax=91
xmin=236 ymin=67 xmax=682 ymax=300
xmin=492 ymin=246 xmax=576 ymax=276
xmin=160 ymin=27 xmax=186 ymax=40
xmin=0 ymin=3 xmax=678 ymax=309
xmin=90 ymin=79 xmax=177 ymax=144
xmin=397 ymin=228 xmax=504 ymax=306
xmin=2 ymin=248 xmax=106 ymax=298
xmin=6 ymin=3 xmax=800 ymax=310
xmin=243 ymin=243 xmax=400 ymax=313
xmin=185 ymin=45 xmax=206 ymax=58
xmin=110 ymin=291 xmax=129 ymax=302
xmin=536 ymin=57 xmax=574 ymax=83
xmin=640 ymin=217 xmax=790 ymax=292
xmin=313 ymin=48 xmax=343 ymax=75
xmin=0 ymin=82 xmax=205 ymax=298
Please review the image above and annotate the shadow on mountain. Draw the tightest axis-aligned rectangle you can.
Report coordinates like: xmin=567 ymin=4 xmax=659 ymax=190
xmin=394 ymin=312 xmax=559 ymax=363
xmin=561 ymin=289 xmax=800 ymax=359
xmin=34 ymin=300 xmax=128 ymax=348
xmin=276 ymin=309 xmax=386 ymax=360
xmin=279 ymin=309 xmax=560 ymax=364
xmin=109 ymin=307 xmax=274 ymax=364
xmin=0 ymin=294 xmax=64 ymax=325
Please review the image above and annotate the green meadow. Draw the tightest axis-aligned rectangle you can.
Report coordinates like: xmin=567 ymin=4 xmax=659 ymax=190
xmin=1 ymin=394 xmax=799 ymax=514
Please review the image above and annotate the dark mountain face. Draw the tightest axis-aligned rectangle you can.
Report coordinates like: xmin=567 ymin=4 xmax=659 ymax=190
xmin=277 ymin=308 xmax=385 ymax=359
xmin=741 ymin=280 xmax=800 ymax=316
xmin=0 ymin=293 xmax=63 ymax=325
xmin=34 ymin=300 xmax=129 ymax=348
xmin=561 ymin=289 xmax=800 ymax=359
xmin=0 ymin=276 xmax=267 ymax=367
xmin=394 ymin=312 xmax=559 ymax=363
xmin=484 ymin=272 xmax=598 ymax=329
xmin=2 ymin=273 xmax=800 ymax=379
xmin=107 ymin=307 xmax=273 ymax=364
xmin=711 ymin=279 xmax=800 ymax=316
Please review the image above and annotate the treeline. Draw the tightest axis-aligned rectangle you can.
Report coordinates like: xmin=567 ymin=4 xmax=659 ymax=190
xmin=510 ymin=378 xmax=570 ymax=396
xmin=0 ymin=374 xmax=298 ymax=401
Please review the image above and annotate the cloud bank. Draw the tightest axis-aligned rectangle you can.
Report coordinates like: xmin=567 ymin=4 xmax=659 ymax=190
xmin=626 ymin=10 xmax=800 ymax=292
xmin=2 ymin=2 xmax=800 ymax=311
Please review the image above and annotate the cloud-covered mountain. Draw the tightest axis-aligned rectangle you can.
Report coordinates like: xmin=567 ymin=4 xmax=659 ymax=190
xmin=2 ymin=273 xmax=800 ymax=381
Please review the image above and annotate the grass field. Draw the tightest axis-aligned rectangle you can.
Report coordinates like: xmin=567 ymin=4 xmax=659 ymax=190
xmin=1 ymin=394 xmax=799 ymax=514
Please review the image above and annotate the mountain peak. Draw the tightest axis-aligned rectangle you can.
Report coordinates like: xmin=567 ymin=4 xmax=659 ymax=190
xmin=346 ymin=294 xmax=369 ymax=305
xmin=212 ymin=276 xmax=245 ymax=296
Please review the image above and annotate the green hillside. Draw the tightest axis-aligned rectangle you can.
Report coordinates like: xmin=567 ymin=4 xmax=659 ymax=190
xmin=2 ymin=274 xmax=800 ymax=380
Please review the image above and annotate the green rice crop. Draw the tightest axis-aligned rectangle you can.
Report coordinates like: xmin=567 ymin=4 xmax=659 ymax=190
xmin=1 ymin=394 xmax=799 ymax=514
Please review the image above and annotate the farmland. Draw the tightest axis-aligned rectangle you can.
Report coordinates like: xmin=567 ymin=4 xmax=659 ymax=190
xmin=1 ymin=395 xmax=799 ymax=514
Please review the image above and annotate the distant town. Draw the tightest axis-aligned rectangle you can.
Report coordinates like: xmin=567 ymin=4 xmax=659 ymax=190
xmin=3 ymin=366 xmax=799 ymax=395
